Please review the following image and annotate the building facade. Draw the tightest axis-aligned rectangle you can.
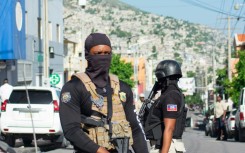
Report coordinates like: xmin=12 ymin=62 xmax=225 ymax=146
xmin=0 ymin=0 xmax=64 ymax=88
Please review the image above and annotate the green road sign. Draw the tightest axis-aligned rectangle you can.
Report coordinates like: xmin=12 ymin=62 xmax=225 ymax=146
xmin=50 ymin=73 xmax=60 ymax=85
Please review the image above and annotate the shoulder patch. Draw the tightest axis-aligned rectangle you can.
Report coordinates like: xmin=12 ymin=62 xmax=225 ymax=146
xmin=167 ymin=104 xmax=177 ymax=111
xmin=119 ymin=92 xmax=126 ymax=102
xmin=61 ymin=92 xmax=71 ymax=103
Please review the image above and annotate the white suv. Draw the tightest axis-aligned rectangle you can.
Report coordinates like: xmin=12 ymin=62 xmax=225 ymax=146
xmin=0 ymin=86 xmax=68 ymax=147
xmin=235 ymin=87 xmax=245 ymax=142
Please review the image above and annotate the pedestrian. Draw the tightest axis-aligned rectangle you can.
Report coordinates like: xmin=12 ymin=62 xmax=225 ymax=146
xmin=214 ymin=94 xmax=228 ymax=141
xmin=0 ymin=78 xmax=13 ymax=101
xmin=135 ymin=93 xmax=145 ymax=114
xmin=150 ymin=60 xmax=186 ymax=153
xmin=59 ymin=33 xmax=148 ymax=153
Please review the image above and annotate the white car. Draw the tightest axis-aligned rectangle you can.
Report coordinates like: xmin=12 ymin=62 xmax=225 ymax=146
xmin=0 ymin=86 xmax=68 ymax=147
xmin=225 ymin=109 xmax=237 ymax=139
xmin=235 ymin=87 xmax=245 ymax=142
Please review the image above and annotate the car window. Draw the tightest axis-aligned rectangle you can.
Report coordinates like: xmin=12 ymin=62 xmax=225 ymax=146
xmin=9 ymin=90 xmax=53 ymax=104
xmin=232 ymin=110 xmax=237 ymax=116
xmin=240 ymin=89 xmax=244 ymax=105
xmin=243 ymin=89 xmax=245 ymax=105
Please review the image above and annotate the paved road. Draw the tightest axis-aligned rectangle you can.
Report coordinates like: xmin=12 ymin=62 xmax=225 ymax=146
xmin=8 ymin=126 xmax=245 ymax=153
xmin=183 ymin=127 xmax=245 ymax=153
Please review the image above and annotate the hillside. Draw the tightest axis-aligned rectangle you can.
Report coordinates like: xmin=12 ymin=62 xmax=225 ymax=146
xmin=63 ymin=0 xmax=227 ymax=78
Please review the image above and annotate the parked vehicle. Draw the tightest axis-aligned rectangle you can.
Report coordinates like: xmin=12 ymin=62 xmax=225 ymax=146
xmin=225 ymin=109 xmax=237 ymax=139
xmin=205 ymin=115 xmax=217 ymax=137
xmin=0 ymin=86 xmax=69 ymax=147
xmin=235 ymin=87 xmax=245 ymax=142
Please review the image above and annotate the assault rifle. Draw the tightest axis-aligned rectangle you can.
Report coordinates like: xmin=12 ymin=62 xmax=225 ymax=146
xmin=138 ymin=81 xmax=161 ymax=124
xmin=111 ymin=137 xmax=130 ymax=153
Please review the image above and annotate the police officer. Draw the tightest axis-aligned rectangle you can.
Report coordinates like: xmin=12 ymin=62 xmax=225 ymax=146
xmin=153 ymin=60 xmax=186 ymax=153
xmin=59 ymin=33 xmax=148 ymax=153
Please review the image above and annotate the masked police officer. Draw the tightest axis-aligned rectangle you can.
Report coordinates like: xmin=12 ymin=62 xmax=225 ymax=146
xmin=59 ymin=33 xmax=148 ymax=153
xmin=152 ymin=60 xmax=186 ymax=153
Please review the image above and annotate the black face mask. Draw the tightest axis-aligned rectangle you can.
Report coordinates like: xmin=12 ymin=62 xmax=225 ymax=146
xmin=85 ymin=54 xmax=112 ymax=88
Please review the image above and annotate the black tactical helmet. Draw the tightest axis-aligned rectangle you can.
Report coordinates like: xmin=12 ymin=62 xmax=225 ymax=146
xmin=155 ymin=60 xmax=182 ymax=80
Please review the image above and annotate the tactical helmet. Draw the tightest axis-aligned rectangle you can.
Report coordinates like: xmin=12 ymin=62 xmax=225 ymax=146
xmin=155 ymin=60 xmax=182 ymax=80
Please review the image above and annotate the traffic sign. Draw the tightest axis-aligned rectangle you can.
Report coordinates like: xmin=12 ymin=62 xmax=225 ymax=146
xmin=50 ymin=73 xmax=60 ymax=85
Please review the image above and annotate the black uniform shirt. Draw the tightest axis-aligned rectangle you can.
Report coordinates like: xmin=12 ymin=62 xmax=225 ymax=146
xmin=153 ymin=84 xmax=182 ymax=120
xmin=59 ymin=77 xmax=148 ymax=153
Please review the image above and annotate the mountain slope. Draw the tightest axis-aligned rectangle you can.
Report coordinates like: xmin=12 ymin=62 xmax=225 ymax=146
xmin=63 ymin=0 xmax=227 ymax=76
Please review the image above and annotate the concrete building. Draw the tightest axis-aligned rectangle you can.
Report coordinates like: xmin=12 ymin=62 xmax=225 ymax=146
xmin=0 ymin=0 xmax=64 ymax=88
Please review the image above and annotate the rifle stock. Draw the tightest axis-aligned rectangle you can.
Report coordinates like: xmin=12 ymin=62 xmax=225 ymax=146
xmin=112 ymin=137 xmax=129 ymax=153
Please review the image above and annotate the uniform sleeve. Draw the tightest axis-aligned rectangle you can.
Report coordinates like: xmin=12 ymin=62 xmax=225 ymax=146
xmin=161 ymin=91 xmax=181 ymax=119
xmin=59 ymin=78 xmax=100 ymax=153
xmin=120 ymin=81 xmax=149 ymax=153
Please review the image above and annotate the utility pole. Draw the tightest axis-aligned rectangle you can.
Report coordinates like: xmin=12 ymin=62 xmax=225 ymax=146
xmin=43 ymin=0 xmax=49 ymax=85
xmin=217 ymin=16 xmax=240 ymax=81
xmin=227 ymin=16 xmax=232 ymax=81
xmin=205 ymin=67 xmax=208 ymax=112
xmin=78 ymin=0 xmax=86 ymax=72
xmin=217 ymin=16 xmax=239 ymax=82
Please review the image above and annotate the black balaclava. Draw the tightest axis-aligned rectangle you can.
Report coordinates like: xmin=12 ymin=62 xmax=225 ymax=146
xmin=84 ymin=33 xmax=112 ymax=88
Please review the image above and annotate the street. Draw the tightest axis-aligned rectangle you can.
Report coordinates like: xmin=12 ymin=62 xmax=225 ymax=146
xmin=8 ymin=126 xmax=245 ymax=153
xmin=183 ymin=127 xmax=245 ymax=153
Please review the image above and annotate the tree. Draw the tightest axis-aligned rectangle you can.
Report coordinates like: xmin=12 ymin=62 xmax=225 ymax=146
xmin=184 ymin=93 xmax=203 ymax=107
xmin=187 ymin=71 xmax=196 ymax=77
xmin=216 ymin=68 xmax=229 ymax=97
xmin=110 ymin=54 xmax=135 ymax=88
xmin=228 ymin=51 xmax=245 ymax=105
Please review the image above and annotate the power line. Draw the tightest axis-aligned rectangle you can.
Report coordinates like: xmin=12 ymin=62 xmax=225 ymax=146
xmin=181 ymin=0 xmax=245 ymax=18
xmin=231 ymin=0 xmax=245 ymax=36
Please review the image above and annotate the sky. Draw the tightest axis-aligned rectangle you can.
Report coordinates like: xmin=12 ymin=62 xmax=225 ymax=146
xmin=120 ymin=0 xmax=245 ymax=36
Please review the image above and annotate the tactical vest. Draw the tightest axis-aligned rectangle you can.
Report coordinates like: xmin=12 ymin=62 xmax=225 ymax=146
xmin=73 ymin=73 xmax=133 ymax=150
xmin=143 ymin=89 xmax=187 ymax=149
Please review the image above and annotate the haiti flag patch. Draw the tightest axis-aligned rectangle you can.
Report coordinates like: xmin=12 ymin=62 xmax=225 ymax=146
xmin=167 ymin=104 xmax=177 ymax=111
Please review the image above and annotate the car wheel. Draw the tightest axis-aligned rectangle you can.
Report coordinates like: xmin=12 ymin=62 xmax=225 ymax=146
xmin=5 ymin=135 xmax=15 ymax=147
xmin=23 ymin=139 xmax=32 ymax=147
xmin=234 ymin=125 xmax=239 ymax=141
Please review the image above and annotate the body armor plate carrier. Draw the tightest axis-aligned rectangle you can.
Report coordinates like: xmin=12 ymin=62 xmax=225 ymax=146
xmin=73 ymin=73 xmax=133 ymax=150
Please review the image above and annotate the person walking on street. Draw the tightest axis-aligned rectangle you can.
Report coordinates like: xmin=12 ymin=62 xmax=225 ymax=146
xmin=214 ymin=94 xmax=228 ymax=141
xmin=0 ymin=78 xmax=13 ymax=101
xmin=59 ymin=33 xmax=148 ymax=153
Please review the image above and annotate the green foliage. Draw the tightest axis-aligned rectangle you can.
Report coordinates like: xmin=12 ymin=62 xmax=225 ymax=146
xmin=216 ymin=51 xmax=245 ymax=106
xmin=102 ymin=15 xmax=113 ymax=20
xmin=110 ymin=54 xmax=135 ymax=87
xmin=90 ymin=0 xmax=102 ymax=5
xmin=187 ymin=71 xmax=196 ymax=77
xmin=216 ymin=68 xmax=229 ymax=94
xmin=229 ymin=51 xmax=245 ymax=105
xmin=208 ymin=67 xmax=213 ymax=73
xmin=85 ymin=8 xmax=97 ymax=14
xmin=140 ymin=29 xmax=145 ymax=34
xmin=174 ymin=52 xmax=180 ymax=58
xmin=151 ymin=46 xmax=158 ymax=59
xmin=184 ymin=93 xmax=203 ymax=106
xmin=110 ymin=27 xmax=132 ymax=38
xmin=175 ymin=57 xmax=183 ymax=65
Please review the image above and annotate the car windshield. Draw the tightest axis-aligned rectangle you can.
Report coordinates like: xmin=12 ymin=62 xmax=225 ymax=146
xmin=9 ymin=90 xmax=53 ymax=104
